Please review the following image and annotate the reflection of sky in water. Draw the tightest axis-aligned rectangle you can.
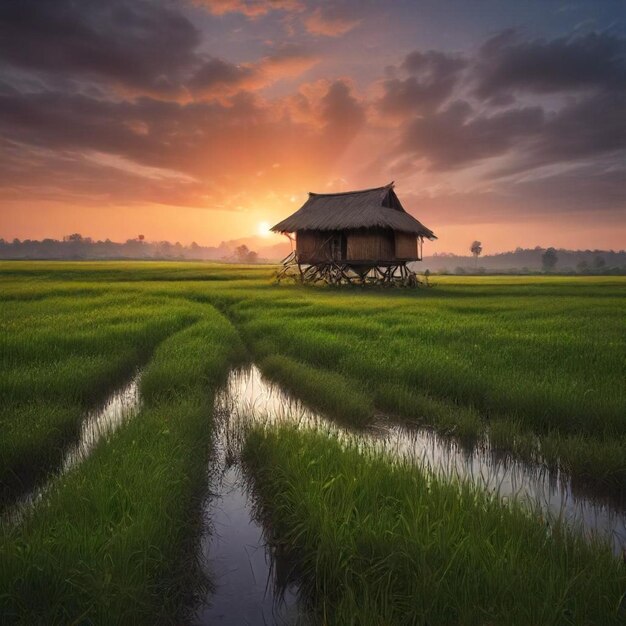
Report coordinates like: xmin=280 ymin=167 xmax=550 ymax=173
xmin=193 ymin=367 xmax=307 ymax=625
xmin=193 ymin=463 xmax=303 ymax=625
xmin=214 ymin=365 xmax=626 ymax=557
xmin=7 ymin=372 xmax=142 ymax=523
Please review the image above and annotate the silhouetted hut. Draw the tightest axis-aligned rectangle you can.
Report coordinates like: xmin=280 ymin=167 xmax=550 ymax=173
xmin=272 ymin=182 xmax=436 ymax=285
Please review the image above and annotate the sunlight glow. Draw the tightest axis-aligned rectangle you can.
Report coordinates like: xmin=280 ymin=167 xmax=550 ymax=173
xmin=257 ymin=221 xmax=271 ymax=237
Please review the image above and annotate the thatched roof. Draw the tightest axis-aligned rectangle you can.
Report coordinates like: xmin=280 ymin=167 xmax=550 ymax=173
xmin=271 ymin=182 xmax=436 ymax=239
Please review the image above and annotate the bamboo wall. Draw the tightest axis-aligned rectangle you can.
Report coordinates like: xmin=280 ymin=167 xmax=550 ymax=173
xmin=346 ymin=229 xmax=395 ymax=261
xmin=297 ymin=229 xmax=419 ymax=264
xmin=394 ymin=232 xmax=418 ymax=259
xmin=296 ymin=230 xmax=332 ymax=263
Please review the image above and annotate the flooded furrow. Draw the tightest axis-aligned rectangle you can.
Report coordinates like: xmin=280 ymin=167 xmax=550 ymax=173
xmin=194 ymin=364 xmax=625 ymax=622
xmin=5 ymin=371 xmax=142 ymax=523
xmin=192 ymin=374 xmax=304 ymax=625
xmin=193 ymin=465 xmax=302 ymax=625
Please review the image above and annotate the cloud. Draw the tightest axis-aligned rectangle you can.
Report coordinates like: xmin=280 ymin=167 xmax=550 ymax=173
xmin=398 ymin=160 xmax=626 ymax=226
xmin=259 ymin=44 xmax=320 ymax=79
xmin=0 ymin=0 xmax=318 ymax=101
xmin=474 ymin=30 xmax=626 ymax=101
xmin=0 ymin=79 xmax=365 ymax=208
xmin=188 ymin=58 xmax=257 ymax=93
xmin=399 ymin=101 xmax=544 ymax=170
xmin=192 ymin=0 xmax=302 ymax=17
xmin=0 ymin=1 xmax=624 ymax=236
xmin=383 ymin=30 xmax=626 ymax=178
xmin=488 ymin=91 xmax=626 ymax=177
xmin=189 ymin=45 xmax=319 ymax=97
xmin=0 ymin=0 xmax=360 ymax=210
xmin=0 ymin=141 xmax=207 ymax=207
xmin=320 ymin=80 xmax=365 ymax=137
xmin=304 ymin=5 xmax=360 ymax=36
xmin=378 ymin=50 xmax=467 ymax=118
xmin=0 ymin=0 xmax=200 ymax=97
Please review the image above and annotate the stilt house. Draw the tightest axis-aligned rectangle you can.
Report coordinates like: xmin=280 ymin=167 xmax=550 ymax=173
xmin=271 ymin=182 xmax=436 ymax=285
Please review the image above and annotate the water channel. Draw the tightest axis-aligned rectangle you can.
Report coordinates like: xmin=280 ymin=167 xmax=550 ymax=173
xmin=193 ymin=364 xmax=626 ymax=623
xmin=6 ymin=371 xmax=142 ymax=523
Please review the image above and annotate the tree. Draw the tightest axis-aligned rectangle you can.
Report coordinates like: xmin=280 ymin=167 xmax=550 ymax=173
xmin=138 ymin=234 xmax=145 ymax=242
xmin=577 ymin=260 xmax=589 ymax=273
xmin=542 ymin=247 xmax=558 ymax=272
xmin=470 ymin=240 xmax=482 ymax=268
xmin=235 ymin=244 xmax=250 ymax=262
xmin=234 ymin=244 xmax=258 ymax=263
xmin=593 ymin=255 xmax=606 ymax=270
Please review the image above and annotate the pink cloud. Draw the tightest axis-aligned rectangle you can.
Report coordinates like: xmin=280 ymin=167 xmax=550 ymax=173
xmin=189 ymin=45 xmax=319 ymax=98
xmin=304 ymin=6 xmax=360 ymax=37
xmin=193 ymin=0 xmax=302 ymax=17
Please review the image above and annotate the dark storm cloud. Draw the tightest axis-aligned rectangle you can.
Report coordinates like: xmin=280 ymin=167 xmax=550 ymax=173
xmin=189 ymin=58 xmax=257 ymax=92
xmin=511 ymin=165 xmax=626 ymax=214
xmin=474 ymin=30 xmax=626 ymax=101
xmin=0 ymin=0 xmax=359 ymax=208
xmin=400 ymin=100 xmax=544 ymax=170
xmin=0 ymin=0 xmax=201 ymax=95
xmin=399 ymin=162 xmax=626 ymax=225
xmin=490 ymin=90 xmax=626 ymax=176
xmin=532 ymin=91 xmax=626 ymax=161
xmin=402 ymin=50 xmax=467 ymax=77
xmin=391 ymin=30 xmax=626 ymax=175
xmin=379 ymin=50 xmax=467 ymax=118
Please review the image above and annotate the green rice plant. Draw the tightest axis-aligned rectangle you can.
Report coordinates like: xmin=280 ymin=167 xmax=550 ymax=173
xmin=4 ymin=265 xmax=623 ymax=489
xmin=0 ymin=290 xmax=198 ymax=502
xmin=259 ymin=354 xmax=373 ymax=427
xmin=0 ymin=307 xmax=246 ymax=624
xmin=212 ymin=275 xmax=625 ymax=489
xmin=374 ymin=382 xmax=482 ymax=445
xmin=244 ymin=426 xmax=626 ymax=625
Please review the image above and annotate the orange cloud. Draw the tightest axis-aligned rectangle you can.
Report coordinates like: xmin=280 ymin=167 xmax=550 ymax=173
xmin=189 ymin=45 xmax=319 ymax=98
xmin=304 ymin=6 xmax=360 ymax=37
xmin=193 ymin=0 xmax=302 ymax=17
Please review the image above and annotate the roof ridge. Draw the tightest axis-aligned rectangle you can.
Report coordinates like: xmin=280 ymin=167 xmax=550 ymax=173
xmin=309 ymin=181 xmax=394 ymax=197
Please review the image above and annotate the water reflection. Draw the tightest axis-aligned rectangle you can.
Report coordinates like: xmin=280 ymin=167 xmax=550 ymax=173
xmin=192 ymin=375 xmax=306 ymax=625
xmin=6 ymin=371 xmax=142 ymax=523
xmin=212 ymin=365 xmax=625 ymax=557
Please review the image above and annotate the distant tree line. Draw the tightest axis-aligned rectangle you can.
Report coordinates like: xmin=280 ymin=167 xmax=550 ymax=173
xmin=0 ymin=234 xmax=262 ymax=263
xmin=424 ymin=245 xmax=626 ymax=275
xmin=2 ymin=236 xmax=625 ymax=274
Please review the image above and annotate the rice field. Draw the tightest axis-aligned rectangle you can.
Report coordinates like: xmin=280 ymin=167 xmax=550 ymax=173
xmin=0 ymin=261 xmax=624 ymax=624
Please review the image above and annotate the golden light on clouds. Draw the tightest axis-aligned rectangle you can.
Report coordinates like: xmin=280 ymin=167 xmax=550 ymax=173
xmin=0 ymin=0 xmax=624 ymax=253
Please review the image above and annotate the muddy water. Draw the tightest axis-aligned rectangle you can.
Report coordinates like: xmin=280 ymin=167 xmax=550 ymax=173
xmin=196 ymin=364 xmax=625 ymax=625
xmin=6 ymin=371 xmax=142 ymax=522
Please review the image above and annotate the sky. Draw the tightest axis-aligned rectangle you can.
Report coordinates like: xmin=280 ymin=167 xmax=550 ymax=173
xmin=0 ymin=0 xmax=625 ymax=254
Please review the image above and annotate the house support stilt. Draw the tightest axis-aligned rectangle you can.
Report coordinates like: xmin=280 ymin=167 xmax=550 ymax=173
xmin=275 ymin=252 xmax=427 ymax=287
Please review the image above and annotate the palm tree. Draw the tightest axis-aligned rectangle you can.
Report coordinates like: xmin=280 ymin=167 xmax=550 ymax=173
xmin=470 ymin=241 xmax=482 ymax=269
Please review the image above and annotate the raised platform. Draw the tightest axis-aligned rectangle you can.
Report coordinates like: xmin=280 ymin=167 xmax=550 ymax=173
xmin=275 ymin=253 xmax=426 ymax=287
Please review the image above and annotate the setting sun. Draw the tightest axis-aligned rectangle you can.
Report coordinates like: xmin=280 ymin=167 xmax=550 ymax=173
xmin=1 ymin=1 xmax=624 ymax=623
xmin=257 ymin=221 xmax=271 ymax=237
